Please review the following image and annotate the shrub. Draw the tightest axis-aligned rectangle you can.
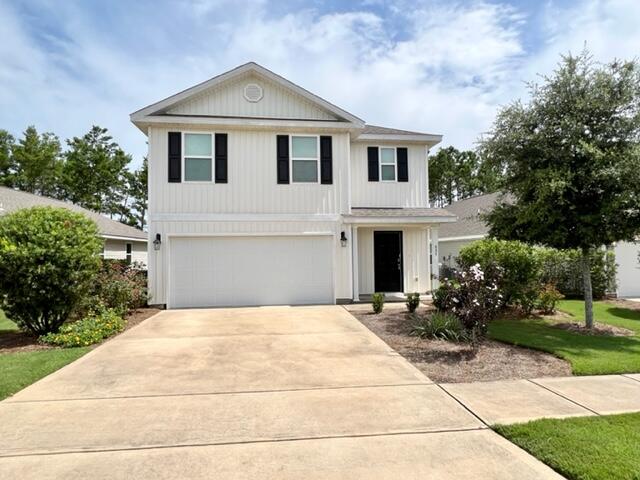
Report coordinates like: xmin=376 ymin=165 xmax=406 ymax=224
xmin=406 ymin=292 xmax=421 ymax=313
xmin=40 ymin=307 xmax=125 ymax=348
xmin=86 ymin=260 xmax=148 ymax=316
xmin=433 ymin=263 xmax=503 ymax=335
xmin=372 ymin=293 xmax=385 ymax=314
xmin=410 ymin=311 xmax=468 ymax=342
xmin=0 ymin=207 xmax=102 ymax=335
xmin=538 ymin=247 xmax=616 ymax=299
xmin=537 ymin=283 xmax=564 ymax=314
xmin=458 ymin=239 xmax=540 ymax=309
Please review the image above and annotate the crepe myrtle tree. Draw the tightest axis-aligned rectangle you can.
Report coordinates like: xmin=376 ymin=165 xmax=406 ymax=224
xmin=481 ymin=50 xmax=640 ymax=328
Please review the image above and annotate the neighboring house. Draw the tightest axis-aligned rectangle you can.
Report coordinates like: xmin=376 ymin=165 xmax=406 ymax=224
xmin=130 ymin=62 xmax=455 ymax=309
xmin=438 ymin=192 xmax=502 ymax=266
xmin=439 ymin=192 xmax=640 ymax=298
xmin=0 ymin=186 xmax=147 ymax=266
xmin=615 ymin=240 xmax=640 ymax=297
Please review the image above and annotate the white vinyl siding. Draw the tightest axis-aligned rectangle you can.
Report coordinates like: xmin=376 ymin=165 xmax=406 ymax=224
xmin=350 ymin=142 xmax=428 ymax=208
xmin=103 ymin=239 xmax=148 ymax=266
xmin=148 ymin=127 xmax=349 ymax=214
xmin=616 ymin=241 xmax=640 ymax=297
xmin=169 ymin=236 xmax=334 ymax=308
xmin=166 ymin=74 xmax=338 ymax=121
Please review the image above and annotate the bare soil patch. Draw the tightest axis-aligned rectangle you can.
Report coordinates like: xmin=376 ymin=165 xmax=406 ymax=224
xmin=0 ymin=308 xmax=161 ymax=354
xmin=347 ymin=305 xmax=571 ymax=383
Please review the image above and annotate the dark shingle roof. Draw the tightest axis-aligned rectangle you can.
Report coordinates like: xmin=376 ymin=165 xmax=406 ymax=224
xmin=438 ymin=192 xmax=509 ymax=239
xmin=350 ymin=207 xmax=455 ymax=218
xmin=0 ymin=187 xmax=147 ymax=241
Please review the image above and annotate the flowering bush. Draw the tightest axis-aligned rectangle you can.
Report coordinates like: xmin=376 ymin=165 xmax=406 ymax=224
xmin=76 ymin=260 xmax=148 ymax=318
xmin=40 ymin=307 xmax=125 ymax=348
xmin=433 ymin=263 xmax=503 ymax=335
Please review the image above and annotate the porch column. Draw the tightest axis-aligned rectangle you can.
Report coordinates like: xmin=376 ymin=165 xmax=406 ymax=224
xmin=430 ymin=225 xmax=440 ymax=291
xmin=351 ymin=225 xmax=359 ymax=301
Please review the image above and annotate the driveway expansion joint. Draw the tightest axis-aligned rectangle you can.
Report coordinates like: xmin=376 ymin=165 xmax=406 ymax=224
xmin=3 ymin=382 xmax=433 ymax=404
xmin=0 ymin=427 xmax=489 ymax=459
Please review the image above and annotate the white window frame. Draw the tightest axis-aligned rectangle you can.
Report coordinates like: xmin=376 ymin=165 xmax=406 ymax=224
xmin=290 ymin=134 xmax=320 ymax=184
xmin=378 ymin=146 xmax=397 ymax=182
xmin=182 ymin=131 xmax=215 ymax=183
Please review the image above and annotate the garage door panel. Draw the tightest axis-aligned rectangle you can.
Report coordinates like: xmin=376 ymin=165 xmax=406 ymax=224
xmin=169 ymin=236 xmax=333 ymax=308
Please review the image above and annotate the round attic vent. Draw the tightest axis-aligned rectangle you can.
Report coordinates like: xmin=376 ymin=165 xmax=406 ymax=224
xmin=243 ymin=83 xmax=263 ymax=102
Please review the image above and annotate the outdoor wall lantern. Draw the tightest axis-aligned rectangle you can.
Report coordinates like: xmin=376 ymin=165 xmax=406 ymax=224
xmin=153 ymin=233 xmax=162 ymax=251
xmin=340 ymin=231 xmax=348 ymax=247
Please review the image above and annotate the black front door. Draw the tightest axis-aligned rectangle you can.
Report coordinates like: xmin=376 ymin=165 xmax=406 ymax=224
xmin=374 ymin=231 xmax=403 ymax=292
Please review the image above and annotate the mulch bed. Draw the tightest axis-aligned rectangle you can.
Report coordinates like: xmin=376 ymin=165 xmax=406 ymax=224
xmin=348 ymin=306 xmax=572 ymax=383
xmin=0 ymin=308 xmax=161 ymax=354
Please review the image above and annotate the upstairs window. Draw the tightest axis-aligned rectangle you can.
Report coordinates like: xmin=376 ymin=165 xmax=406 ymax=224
xmin=184 ymin=133 xmax=213 ymax=182
xmin=291 ymin=135 xmax=319 ymax=183
xmin=380 ymin=147 xmax=396 ymax=181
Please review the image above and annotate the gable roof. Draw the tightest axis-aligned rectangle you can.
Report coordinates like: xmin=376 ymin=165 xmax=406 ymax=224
xmin=439 ymin=192 xmax=506 ymax=239
xmin=131 ymin=62 xmax=364 ymax=127
xmin=0 ymin=187 xmax=147 ymax=241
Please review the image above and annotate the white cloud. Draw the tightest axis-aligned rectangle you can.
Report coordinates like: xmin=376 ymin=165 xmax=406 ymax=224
xmin=0 ymin=0 xmax=636 ymax=165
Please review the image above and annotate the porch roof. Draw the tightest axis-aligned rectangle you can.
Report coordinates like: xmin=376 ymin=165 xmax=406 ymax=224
xmin=344 ymin=207 xmax=457 ymax=225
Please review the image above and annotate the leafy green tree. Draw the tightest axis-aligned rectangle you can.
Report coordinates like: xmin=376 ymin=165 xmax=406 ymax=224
xmin=120 ymin=157 xmax=148 ymax=229
xmin=482 ymin=51 xmax=640 ymax=328
xmin=61 ymin=126 xmax=131 ymax=217
xmin=0 ymin=130 xmax=14 ymax=187
xmin=429 ymin=146 xmax=502 ymax=207
xmin=10 ymin=126 xmax=62 ymax=196
xmin=0 ymin=207 xmax=102 ymax=335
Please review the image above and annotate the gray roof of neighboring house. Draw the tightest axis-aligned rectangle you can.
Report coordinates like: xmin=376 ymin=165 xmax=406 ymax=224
xmin=362 ymin=125 xmax=434 ymax=136
xmin=438 ymin=192 xmax=508 ymax=239
xmin=349 ymin=207 xmax=456 ymax=218
xmin=0 ymin=186 xmax=147 ymax=241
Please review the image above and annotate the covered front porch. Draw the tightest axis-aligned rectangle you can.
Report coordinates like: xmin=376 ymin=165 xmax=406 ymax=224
xmin=343 ymin=208 xmax=456 ymax=301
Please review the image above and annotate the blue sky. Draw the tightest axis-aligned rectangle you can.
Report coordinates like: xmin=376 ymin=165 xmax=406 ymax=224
xmin=1 ymin=0 xmax=639 ymax=168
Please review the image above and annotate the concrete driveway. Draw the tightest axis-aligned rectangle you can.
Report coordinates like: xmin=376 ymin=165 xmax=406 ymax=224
xmin=0 ymin=306 xmax=561 ymax=479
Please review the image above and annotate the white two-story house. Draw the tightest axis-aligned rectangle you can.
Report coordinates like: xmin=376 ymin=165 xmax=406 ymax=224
xmin=131 ymin=62 xmax=455 ymax=308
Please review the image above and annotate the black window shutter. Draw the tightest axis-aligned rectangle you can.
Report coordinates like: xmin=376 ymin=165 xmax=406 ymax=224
xmin=397 ymin=147 xmax=408 ymax=182
xmin=320 ymin=136 xmax=333 ymax=184
xmin=168 ymin=132 xmax=181 ymax=183
xmin=367 ymin=146 xmax=379 ymax=181
xmin=215 ymin=133 xmax=228 ymax=183
xmin=276 ymin=135 xmax=289 ymax=184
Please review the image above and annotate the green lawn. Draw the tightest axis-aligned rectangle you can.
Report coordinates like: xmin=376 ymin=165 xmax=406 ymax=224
xmin=0 ymin=309 xmax=17 ymax=333
xmin=0 ymin=348 xmax=89 ymax=400
xmin=488 ymin=300 xmax=640 ymax=375
xmin=495 ymin=413 xmax=640 ymax=480
xmin=0 ymin=310 xmax=88 ymax=401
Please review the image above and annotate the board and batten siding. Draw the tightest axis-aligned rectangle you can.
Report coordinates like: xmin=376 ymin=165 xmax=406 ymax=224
xmin=350 ymin=142 xmax=429 ymax=208
xmin=148 ymin=220 xmax=352 ymax=306
xmin=148 ymin=127 xmax=350 ymax=215
xmin=166 ymin=74 xmax=338 ymax=121
xmin=356 ymin=227 xmax=431 ymax=294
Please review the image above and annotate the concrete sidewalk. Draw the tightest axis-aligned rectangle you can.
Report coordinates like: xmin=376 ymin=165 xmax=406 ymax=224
xmin=442 ymin=374 xmax=640 ymax=425
xmin=0 ymin=306 xmax=562 ymax=479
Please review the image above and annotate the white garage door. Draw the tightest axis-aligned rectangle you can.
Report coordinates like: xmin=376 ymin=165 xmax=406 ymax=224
xmin=169 ymin=235 xmax=334 ymax=308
